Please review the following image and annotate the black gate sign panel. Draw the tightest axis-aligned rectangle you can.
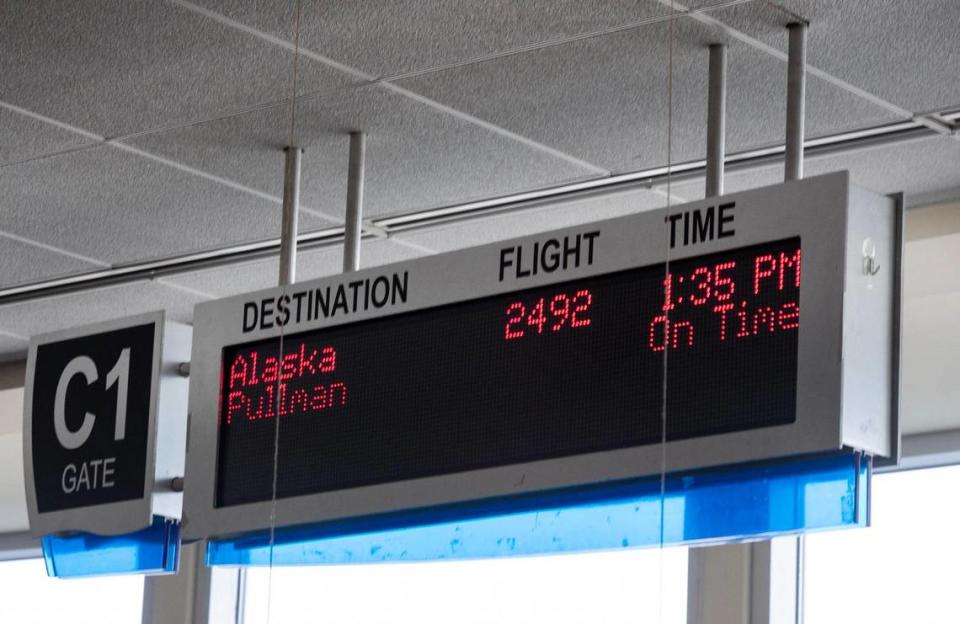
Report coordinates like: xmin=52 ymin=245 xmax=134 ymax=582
xmin=31 ymin=323 xmax=156 ymax=512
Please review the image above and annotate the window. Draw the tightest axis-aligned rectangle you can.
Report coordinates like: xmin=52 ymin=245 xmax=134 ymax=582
xmin=804 ymin=465 xmax=960 ymax=622
xmin=243 ymin=547 xmax=687 ymax=624
xmin=0 ymin=557 xmax=143 ymax=624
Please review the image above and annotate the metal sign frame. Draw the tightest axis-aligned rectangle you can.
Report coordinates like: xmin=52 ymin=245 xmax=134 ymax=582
xmin=183 ymin=172 xmax=898 ymax=540
xmin=23 ymin=311 xmax=192 ymax=536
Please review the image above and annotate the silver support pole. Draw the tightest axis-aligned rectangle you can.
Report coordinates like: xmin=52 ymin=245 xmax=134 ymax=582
xmin=687 ymin=543 xmax=751 ymax=624
xmin=343 ymin=131 xmax=366 ymax=273
xmin=705 ymin=44 xmax=727 ymax=198
xmin=688 ymin=539 xmax=802 ymax=624
xmin=784 ymin=22 xmax=807 ymax=181
xmin=278 ymin=146 xmax=302 ymax=286
xmin=142 ymin=542 xmax=241 ymax=624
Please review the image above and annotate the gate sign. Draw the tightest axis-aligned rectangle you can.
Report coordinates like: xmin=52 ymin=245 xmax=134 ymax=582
xmin=24 ymin=312 xmax=191 ymax=537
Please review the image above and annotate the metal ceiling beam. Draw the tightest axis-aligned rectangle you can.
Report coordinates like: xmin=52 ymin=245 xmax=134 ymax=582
xmin=913 ymin=114 xmax=959 ymax=138
xmin=0 ymin=115 xmax=947 ymax=306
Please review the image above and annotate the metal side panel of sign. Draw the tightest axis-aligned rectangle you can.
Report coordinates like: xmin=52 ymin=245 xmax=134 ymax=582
xmin=23 ymin=311 xmax=192 ymax=537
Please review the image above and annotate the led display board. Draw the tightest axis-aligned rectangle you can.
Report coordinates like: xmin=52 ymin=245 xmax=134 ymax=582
xmin=216 ymin=238 xmax=801 ymax=508
xmin=184 ymin=172 xmax=899 ymax=540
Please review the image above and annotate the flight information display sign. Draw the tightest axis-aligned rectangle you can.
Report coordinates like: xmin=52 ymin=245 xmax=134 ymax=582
xmin=216 ymin=238 xmax=801 ymax=507
xmin=184 ymin=172 xmax=898 ymax=541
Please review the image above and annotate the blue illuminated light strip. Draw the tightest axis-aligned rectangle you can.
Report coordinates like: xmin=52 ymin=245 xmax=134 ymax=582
xmin=207 ymin=452 xmax=868 ymax=566
xmin=41 ymin=517 xmax=181 ymax=578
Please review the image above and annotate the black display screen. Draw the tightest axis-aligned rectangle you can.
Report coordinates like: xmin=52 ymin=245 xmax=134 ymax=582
xmin=216 ymin=238 xmax=801 ymax=508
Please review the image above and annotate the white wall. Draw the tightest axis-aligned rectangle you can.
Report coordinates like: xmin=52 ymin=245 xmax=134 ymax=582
xmin=0 ymin=387 xmax=28 ymax=532
xmin=901 ymin=202 xmax=960 ymax=434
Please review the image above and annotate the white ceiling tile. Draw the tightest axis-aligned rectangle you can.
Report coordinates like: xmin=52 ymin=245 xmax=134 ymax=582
xmin=395 ymin=16 xmax=899 ymax=175
xmin=0 ymin=145 xmax=338 ymax=265
xmin=0 ymin=107 xmax=93 ymax=167
xmin=124 ymin=83 xmax=601 ymax=220
xmin=704 ymin=0 xmax=960 ymax=114
xmin=188 ymin=0 xmax=669 ymax=77
xmin=0 ymin=1 xmax=354 ymax=138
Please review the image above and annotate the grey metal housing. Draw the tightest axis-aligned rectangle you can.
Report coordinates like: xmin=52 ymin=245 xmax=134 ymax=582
xmin=182 ymin=172 xmax=898 ymax=541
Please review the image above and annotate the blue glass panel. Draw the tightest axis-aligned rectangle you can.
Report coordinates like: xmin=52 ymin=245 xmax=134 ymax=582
xmin=41 ymin=517 xmax=180 ymax=578
xmin=207 ymin=452 xmax=869 ymax=567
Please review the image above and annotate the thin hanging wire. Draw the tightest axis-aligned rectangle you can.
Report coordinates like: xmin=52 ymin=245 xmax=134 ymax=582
xmin=655 ymin=3 xmax=677 ymax=623
xmin=265 ymin=1 xmax=304 ymax=622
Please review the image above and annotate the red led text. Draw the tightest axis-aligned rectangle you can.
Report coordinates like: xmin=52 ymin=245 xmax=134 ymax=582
xmin=225 ymin=381 xmax=347 ymax=424
xmin=223 ymin=342 xmax=347 ymax=424
xmin=504 ymin=289 xmax=593 ymax=340
xmin=649 ymin=248 xmax=801 ymax=351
